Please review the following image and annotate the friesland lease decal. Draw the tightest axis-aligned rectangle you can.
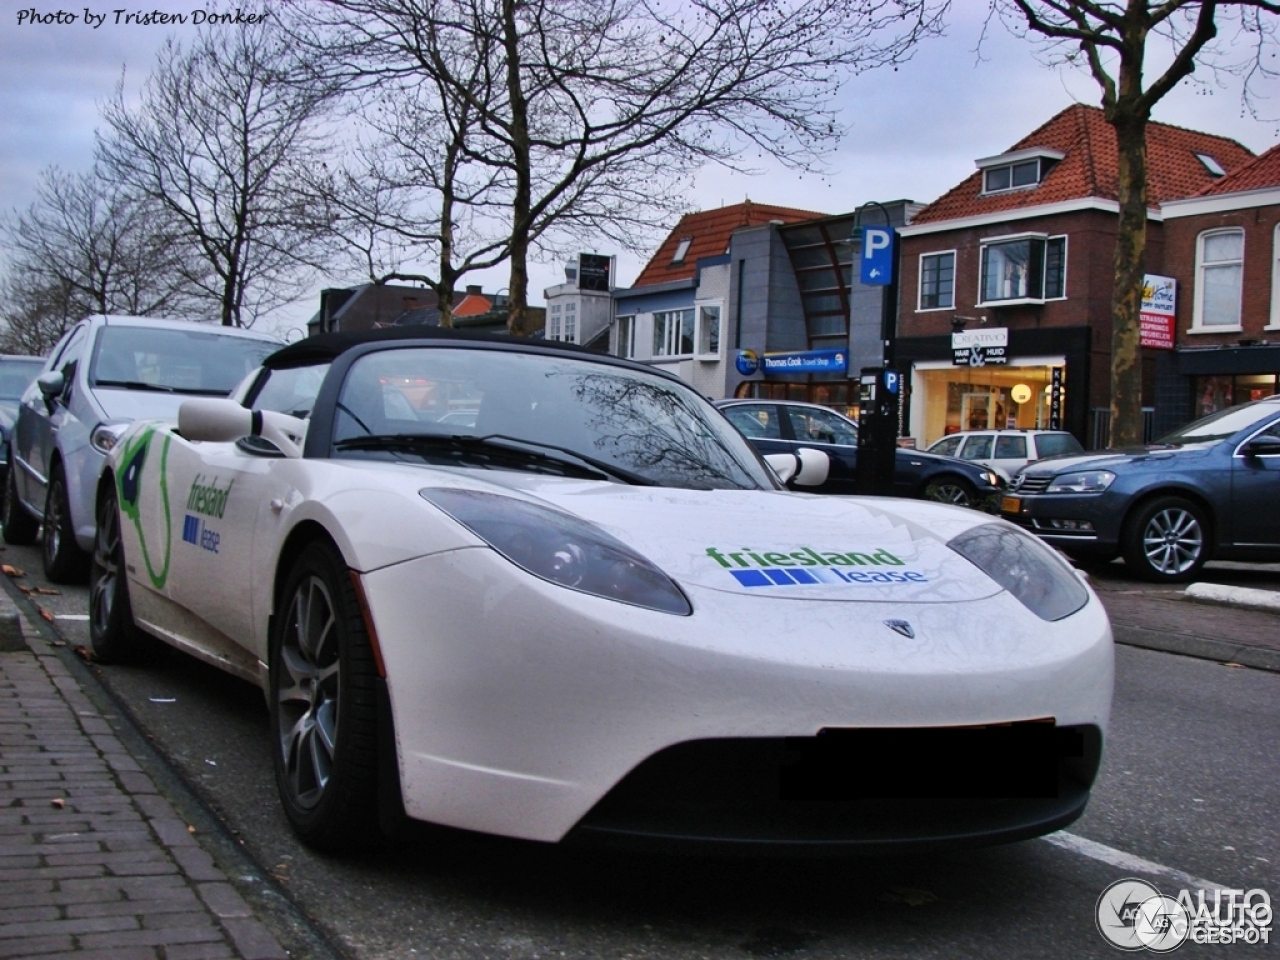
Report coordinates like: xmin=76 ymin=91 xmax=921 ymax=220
xmin=117 ymin=426 xmax=173 ymax=589
xmin=705 ymin=546 xmax=929 ymax=588
xmin=181 ymin=474 xmax=231 ymax=554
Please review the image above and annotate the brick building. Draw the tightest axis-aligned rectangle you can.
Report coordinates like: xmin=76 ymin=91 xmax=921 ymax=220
xmin=895 ymin=105 xmax=1254 ymax=448
xmin=1159 ymin=143 xmax=1280 ymax=428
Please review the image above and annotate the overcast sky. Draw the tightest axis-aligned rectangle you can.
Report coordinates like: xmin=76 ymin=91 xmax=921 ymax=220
xmin=2 ymin=2 xmax=1278 ymax=335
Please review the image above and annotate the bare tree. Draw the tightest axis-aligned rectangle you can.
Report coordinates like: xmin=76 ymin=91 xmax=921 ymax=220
xmin=0 ymin=273 xmax=80 ymax=356
xmin=990 ymin=0 xmax=1280 ymax=447
xmin=1 ymin=165 xmax=193 ymax=325
xmin=300 ymin=0 xmax=945 ymax=334
xmin=98 ymin=18 xmax=341 ymax=327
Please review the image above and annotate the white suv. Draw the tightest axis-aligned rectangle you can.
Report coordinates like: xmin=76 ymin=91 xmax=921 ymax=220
xmin=926 ymin=429 xmax=1084 ymax=480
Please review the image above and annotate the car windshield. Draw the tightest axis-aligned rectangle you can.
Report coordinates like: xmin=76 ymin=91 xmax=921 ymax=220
xmin=0 ymin=359 xmax=44 ymax=400
xmin=91 ymin=326 xmax=278 ymax=396
xmin=331 ymin=347 xmax=777 ymax=490
xmin=1154 ymin=402 xmax=1280 ymax=446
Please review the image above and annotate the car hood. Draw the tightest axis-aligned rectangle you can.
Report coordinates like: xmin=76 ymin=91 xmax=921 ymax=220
xmin=1019 ymin=443 xmax=1214 ymax=477
xmin=441 ymin=472 xmax=1007 ymax=604
xmin=92 ymin=388 xmax=204 ymax=423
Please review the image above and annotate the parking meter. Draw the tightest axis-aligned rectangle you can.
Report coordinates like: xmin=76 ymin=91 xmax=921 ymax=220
xmin=856 ymin=366 xmax=899 ymax=496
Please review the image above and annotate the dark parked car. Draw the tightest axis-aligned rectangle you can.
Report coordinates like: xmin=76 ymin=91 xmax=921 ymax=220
xmin=715 ymin=399 xmax=1004 ymax=507
xmin=1001 ymin=395 xmax=1280 ymax=581
xmin=0 ymin=355 xmax=46 ymax=486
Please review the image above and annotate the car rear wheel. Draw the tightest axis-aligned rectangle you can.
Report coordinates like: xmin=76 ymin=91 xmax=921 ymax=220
xmin=270 ymin=540 xmax=380 ymax=853
xmin=1122 ymin=496 xmax=1209 ymax=583
xmin=923 ymin=476 xmax=977 ymax=508
xmin=88 ymin=486 xmax=156 ymax=663
xmin=42 ymin=464 xmax=90 ymax=583
xmin=2 ymin=456 xmax=38 ymax=545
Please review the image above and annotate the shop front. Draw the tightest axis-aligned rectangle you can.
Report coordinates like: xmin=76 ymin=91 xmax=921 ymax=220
xmin=897 ymin=326 xmax=1091 ymax=449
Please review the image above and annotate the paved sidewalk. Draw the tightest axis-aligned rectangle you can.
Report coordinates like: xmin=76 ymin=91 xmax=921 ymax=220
xmin=0 ymin=602 xmax=292 ymax=959
xmin=1092 ymin=578 xmax=1280 ymax=673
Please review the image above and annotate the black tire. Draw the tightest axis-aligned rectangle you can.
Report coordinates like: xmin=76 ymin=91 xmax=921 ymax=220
xmin=922 ymin=475 xmax=977 ymax=508
xmin=88 ymin=485 xmax=156 ymax=663
xmin=1121 ymin=496 xmax=1210 ymax=583
xmin=270 ymin=540 xmax=380 ymax=853
xmin=2 ymin=457 xmax=38 ymax=545
xmin=42 ymin=463 xmax=91 ymax=584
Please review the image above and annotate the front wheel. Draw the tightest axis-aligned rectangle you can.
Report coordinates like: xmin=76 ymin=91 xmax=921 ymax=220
xmin=1121 ymin=496 xmax=1210 ymax=583
xmin=2 ymin=456 xmax=38 ymax=545
xmin=88 ymin=486 xmax=156 ymax=663
xmin=270 ymin=540 xmax=381 ymax=854
xmin=922 ymin=476 xmax=977 ymax=508
xmin=43 ymin=463 xmax=90 ymax=583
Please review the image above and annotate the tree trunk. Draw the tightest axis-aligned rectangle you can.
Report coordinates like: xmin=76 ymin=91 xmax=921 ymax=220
xmin=502 ymin=0 xmax=531 ymax=336
xmin=1107 ymin=110 xmax=1148 ymax=449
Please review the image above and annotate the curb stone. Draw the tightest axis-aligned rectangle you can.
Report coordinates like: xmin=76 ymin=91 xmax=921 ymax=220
xmin=1184 ymin=581 xmax=1280 ymax=615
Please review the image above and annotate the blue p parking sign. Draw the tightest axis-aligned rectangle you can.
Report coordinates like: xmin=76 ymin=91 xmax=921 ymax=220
xmin=860 ymin=226 xmax=896 ymax=286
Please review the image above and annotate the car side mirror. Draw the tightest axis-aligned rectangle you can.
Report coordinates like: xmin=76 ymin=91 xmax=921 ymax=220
xmin=179 ymin=398 xmax=306 ymax=459
xmin=764 ymin=448 xmax=830 ymax=487
xmin=1243 ymin=434 xmax=1280 ymax=457
xmin=36 ymin=370 xmax=65 ymax=402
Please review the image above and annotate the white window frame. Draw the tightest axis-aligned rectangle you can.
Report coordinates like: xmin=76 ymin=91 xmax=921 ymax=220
xmin=615 ymin=314 xmax=635 ymax=358
xmin=917 ymin=249 xmax=957 ymax=312
xmin=694 ymin=301 xmax=724 ymax=360
xmin=1268 ymin=223 xmax=1280 ymax=331
xmin=671 ymin=237 xmax=692 ymax=264
xmin=563 ymin=299 xmax=577 ymax=344
xmin=1191 ymin=227 xmax=1245 ymax=333
xmin=653 ymin=308 xmax=695 ymax=358
xmin=548 ymin=303 xmax=562 ymax=340
xmin=976 ymin=233 xmax=1067 ymax=307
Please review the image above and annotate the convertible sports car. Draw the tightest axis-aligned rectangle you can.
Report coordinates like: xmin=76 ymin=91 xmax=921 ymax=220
xmin=92 ymin=329 xmax=1113 ymax=854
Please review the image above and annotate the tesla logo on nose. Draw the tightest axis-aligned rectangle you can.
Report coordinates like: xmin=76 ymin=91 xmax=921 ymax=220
xmin=884 ymin=619 xmax=915 ymax=639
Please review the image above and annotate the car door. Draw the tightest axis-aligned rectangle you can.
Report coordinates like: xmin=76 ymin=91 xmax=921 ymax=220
xmin=14 ymin=323 xmax=87 ymax=511
xmin=991 ymin=434 xmax=1029 ymax=475
xmin=1229 ymin=417 xmax=1280 ymax=548
xmin=781 ymin=405 xmax=859 ymax=494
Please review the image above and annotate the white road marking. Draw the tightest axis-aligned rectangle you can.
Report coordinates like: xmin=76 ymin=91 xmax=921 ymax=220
xmin=55 ymin=614 xmax=90 ymax=620
xmin=1044 ymin=831 xmax=1227 ymax=892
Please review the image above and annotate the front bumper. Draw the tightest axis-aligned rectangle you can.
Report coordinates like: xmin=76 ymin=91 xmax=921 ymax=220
xmin=1000 ymin=490 xmax=1124 ymax=550
xmin=361 ymin=546 xmax=1115 ymax=846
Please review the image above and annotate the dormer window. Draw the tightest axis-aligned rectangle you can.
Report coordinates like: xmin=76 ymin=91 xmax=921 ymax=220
xmin=1196 ymin=153 xmax=1226 ymax=177
xmin=975 ymin=147 xmax=1066 ymax=195
xmin=671 ymin=237 xmax=692 ymax=264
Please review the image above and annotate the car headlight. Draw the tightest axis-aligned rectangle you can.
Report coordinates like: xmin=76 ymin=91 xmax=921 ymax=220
xmin=947 ymin=522 xmax=1088 ymax=622
xmin=980 ymin=470 xmax=1003 ymax=488
xmin=420 ymin=487 xmax=692 ymax=616
xmin=90 ymin=421 xmax=131 ymax=455
xmin=1045 ymin=470 xmax=1115 ymax=494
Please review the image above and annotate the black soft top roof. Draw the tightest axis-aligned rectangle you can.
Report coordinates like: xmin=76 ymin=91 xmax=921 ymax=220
xmin=265 ymin=326 xmax=583 ymax=368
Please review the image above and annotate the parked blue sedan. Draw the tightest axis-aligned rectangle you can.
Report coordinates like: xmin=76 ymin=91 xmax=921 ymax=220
xmin=1001 ymin=395 xmax=1280 ymax=581
xmin=715 ymin=399 xmax=1004 ymax=508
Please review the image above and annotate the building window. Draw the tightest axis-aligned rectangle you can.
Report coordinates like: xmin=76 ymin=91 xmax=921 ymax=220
xmin=1196 ymin=153 xmax=1226 ymax=177
xmin=981 ymin=157 xmax=1056 ymax=194
xmin=696 ymin=304 xmax=722 ymax=358
xmin=564 ymin=300 xmax=577 ymax=343
xmin=1269 ymin=224 xmax=1280 ymax=330
xmin=1194 ymin=229 xmax=1244 ymax=330
xmin=671 ymin=237 xmax=692 ymax=264
xmin=548 ymin=303 xmax=562 ymax=340
xmin=615 ymin=315 xmax=634 ymax=358
xmin=919 ymin=251 xmax=955 ymax=310
xmin=653 ymin=308 xmax=695 ymax=357
xmin=978 ymin=235 xmax=1066 ymax=304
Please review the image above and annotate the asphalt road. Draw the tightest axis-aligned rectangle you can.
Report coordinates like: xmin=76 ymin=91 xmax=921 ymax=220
xmin=5 ymin=542 xmax=1277 ymax=959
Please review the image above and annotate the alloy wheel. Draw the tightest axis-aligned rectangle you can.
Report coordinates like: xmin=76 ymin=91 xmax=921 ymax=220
xmin=276 ymin=574 xmax=342 ymax=811
xmin=1141 ymin=507 xmax=1204 ymax=576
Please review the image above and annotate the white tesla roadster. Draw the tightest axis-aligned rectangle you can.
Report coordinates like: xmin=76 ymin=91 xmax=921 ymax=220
xmin=91 ymin=329 xmax=1113 ymax=854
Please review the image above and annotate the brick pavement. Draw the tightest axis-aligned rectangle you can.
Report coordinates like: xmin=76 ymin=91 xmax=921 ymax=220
xmin=0 ymin=613 xmax=289 ymax=959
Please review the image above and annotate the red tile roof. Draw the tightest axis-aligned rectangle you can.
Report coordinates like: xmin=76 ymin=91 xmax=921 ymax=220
xmin=912 ymin=104 xmax=1254 ymax=225
xmin=452 ymin=292 xmax=492 ymax=317
xmin=632 ymin=201 xmax=825 ymax=287
xmin=1192 ymin=141 xmax=1280 ymax=196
